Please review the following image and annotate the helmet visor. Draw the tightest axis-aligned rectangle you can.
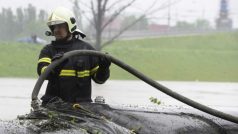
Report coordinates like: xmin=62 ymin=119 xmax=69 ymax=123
xmin=47 ymin=20 xmax=65 ymax=26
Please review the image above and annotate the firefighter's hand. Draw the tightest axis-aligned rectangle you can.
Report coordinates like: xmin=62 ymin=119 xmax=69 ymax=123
xmin=99 ymin=55 xmax=111 ymax=69
xmin=52 ymin=52 xmax=64 ymax=61
xmin=51 ymin=52 xmax=67 ymax=75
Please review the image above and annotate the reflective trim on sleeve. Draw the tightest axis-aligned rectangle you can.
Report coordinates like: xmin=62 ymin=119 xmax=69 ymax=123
xmin=90 ymin=66 xmax=99 ymax=75
xmin=41 ymin=66 xmax=48 ymax=74
xmin=59 ymin=68 xmax=98 ymax=77
xmin=59 ymin=70 xmax=76 ymax=76
xmin=38 ymin=57 xmax=51 ymax=64
xmin=77 ymin=70 xmax=90 ymax=77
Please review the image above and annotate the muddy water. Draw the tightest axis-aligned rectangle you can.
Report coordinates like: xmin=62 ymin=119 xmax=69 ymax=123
xmin=1 ymin=78 xmax=238 ymax=120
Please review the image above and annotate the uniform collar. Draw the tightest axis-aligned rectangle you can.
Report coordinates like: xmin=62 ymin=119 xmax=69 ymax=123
xmin=51 ymin=38 xmax=76 ymax=48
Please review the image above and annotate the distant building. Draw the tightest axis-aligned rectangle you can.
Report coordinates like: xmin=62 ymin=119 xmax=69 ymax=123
xmin=103 ymin=17 xmax=122 ymax=32
xmin=216 ymin=0 xmax=233 ymax=30
xmin=148 ymin=24 xmax=170 ymax=32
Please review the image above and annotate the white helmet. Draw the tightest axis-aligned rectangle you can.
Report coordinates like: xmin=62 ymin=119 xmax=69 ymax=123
xmin=46 ymin=7 xmax=86 ymax=38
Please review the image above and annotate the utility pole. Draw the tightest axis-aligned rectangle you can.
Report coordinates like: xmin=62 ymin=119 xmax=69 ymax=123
xmin=168 ymin=0 xmax=171 ymax=31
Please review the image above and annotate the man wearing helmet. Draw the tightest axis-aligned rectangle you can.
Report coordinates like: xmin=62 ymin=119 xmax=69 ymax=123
xmin=37 ymin=7 xmax=110 ymax=105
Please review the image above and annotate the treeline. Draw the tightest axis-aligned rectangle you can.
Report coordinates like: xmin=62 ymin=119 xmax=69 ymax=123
xmin=0 ymin=4 xmax=48 ymax=41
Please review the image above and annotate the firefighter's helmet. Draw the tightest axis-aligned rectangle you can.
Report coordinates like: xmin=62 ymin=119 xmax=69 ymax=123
xmin=47 ymin=7 xmax=85 ymax=38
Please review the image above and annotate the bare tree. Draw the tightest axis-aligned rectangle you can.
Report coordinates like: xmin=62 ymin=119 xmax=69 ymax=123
xmin=72 ymin=0 xmax=179 ymax=50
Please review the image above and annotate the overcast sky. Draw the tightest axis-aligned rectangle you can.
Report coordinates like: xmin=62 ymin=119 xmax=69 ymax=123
xmin=0 ymin=0 xmax=237 ymax=28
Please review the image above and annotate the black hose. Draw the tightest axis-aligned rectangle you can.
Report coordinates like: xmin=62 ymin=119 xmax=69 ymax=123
xmin=32 ymin=50 xmax=238 ymax=124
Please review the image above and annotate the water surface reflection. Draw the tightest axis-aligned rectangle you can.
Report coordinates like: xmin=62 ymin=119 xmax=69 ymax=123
xmin=0 ymin=78 xmax=238 ymax=120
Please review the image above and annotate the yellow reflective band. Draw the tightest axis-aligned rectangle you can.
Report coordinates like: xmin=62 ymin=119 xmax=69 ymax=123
xmin=38 ymin=57 xmax=51 ymax=64
xmin=41 ymin=66 xmax=48 ymax=74
xmin=78 ymin=70 xmax=90 ymax=74
xmin=59 ymin=73 xmax=75 ymax=76
xmin=90 ymin=66 xmax=99 ymax=75
xmin=59 ymin=70 xmax=76 ymax=76
xmin=77 ymin=70 xmax=90 ymax=77
xmin=61 ymin=70 xmax=76 ymax=73
xmin=58 ymin=68 xmax=97 ymax=77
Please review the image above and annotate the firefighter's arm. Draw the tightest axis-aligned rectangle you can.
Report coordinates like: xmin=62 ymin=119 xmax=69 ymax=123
xmin=92 ymin=56 xmax=111 ymax=84
xmin=37 ymin=46 xmax=52 ymax=77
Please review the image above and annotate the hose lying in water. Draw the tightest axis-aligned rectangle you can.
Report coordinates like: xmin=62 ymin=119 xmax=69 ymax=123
xmin=32 ymin=50 xmax=238 ymax=124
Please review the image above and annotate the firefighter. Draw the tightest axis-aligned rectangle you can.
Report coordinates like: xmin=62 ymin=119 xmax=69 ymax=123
xmin=37 ymin=7 xmax=110 ymax=105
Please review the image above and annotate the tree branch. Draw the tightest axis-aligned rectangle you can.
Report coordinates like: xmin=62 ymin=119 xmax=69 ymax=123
xmin=102 ymin=0 xmax=108 ymax=13
xmin=102 ymin=0 xmax=136 ymax=31
xmin=90 ymin=0 xmax=97 ymax=28
xmin=71 ymin=0 xmax=94 ymax=28
xmin=71 ymin=0 xmax=182 ymax=50
xmin=148 ymin=0 xmax=182 ymax=15
xmin=106 ymin=0 xmax=122 ymax=11
xmin=101 ymin=0 xmax=181 ymax=48
xmin=101 ymin=15 xmax=145 ymax=48
xmin=73 ymin=0 xmax=91 ymax=10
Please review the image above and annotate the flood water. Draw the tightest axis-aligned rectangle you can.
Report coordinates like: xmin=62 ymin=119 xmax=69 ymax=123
xmin=1 ymin=78 xmax=238 ymax=120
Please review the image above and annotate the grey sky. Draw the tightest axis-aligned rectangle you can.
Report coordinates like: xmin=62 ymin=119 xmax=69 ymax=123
xmin=0 ymin=0 xmax=237 ymax=28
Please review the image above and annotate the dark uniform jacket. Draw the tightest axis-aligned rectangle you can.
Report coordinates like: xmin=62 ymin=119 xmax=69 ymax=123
xmin=37 ymin=38 xmax=109 ymax=104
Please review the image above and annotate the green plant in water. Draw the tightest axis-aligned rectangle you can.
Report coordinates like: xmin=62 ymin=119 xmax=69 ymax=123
xmin=70 ymin=117 xmax=76 ymax=124
xmin=92 ymin=129 xmax=103 ymax=134
xmin=130 ymin=126 xmax=142 ymax=134
xmin=149 ymin=97 xmax=161 ymax=105
xmin=48 ymin=111 xmax=58 ymax=119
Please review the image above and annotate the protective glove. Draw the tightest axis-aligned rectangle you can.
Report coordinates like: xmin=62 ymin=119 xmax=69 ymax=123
xmin=98 ymin=54 xmax=111 ymax=69
xmin=51 ymin=52 xmax=67 ymax=75
xmin=94 ymin=55 xmax=110 ymax=83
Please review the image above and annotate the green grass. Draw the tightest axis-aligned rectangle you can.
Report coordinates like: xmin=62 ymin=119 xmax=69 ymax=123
xmin=0 ymin=32 xmax=238 ymax=82
xmin=0 ymin=42 xmax=42 ymax=77
xmin=104 ymin=32 xmax=238 ymax=82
